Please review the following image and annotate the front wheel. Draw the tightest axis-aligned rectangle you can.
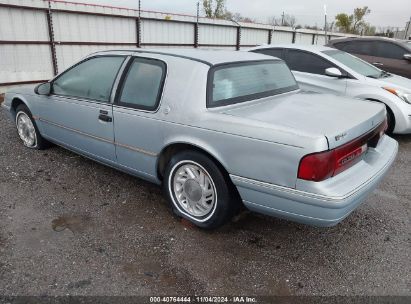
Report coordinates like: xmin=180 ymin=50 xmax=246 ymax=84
xmin=163 ymin=150 xmax=239 ymax=229
xmin=15 ymin=104 xmax=49 ymax=149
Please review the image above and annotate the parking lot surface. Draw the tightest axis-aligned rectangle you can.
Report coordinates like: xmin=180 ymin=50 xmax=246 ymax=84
xmin=0 ymin=108 xmax=410 ymax=296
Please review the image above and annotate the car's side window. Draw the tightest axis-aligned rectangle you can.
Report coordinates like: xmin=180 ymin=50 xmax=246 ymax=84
xmin=253 ymin=48 xmax=284 ymax=60
xmin=52 ymin=56 xmax=125 ymax=102
xmin=336 ymin=41 xmax=375 ymax=56
xmin=375 ymin=42 xmax=407 ymax=60
xmin=117 ymin=57 xmax=166 ymax=111
xmin=285 ymin=50 xmax=334 ymax=75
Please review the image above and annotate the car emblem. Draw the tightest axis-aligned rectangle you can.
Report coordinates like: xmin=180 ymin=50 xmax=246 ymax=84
xmin=335 ymin=132 xmax=347 ymax=141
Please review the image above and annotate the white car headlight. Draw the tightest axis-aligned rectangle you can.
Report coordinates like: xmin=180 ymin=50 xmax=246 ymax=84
xmin=383 ymin=87 xmax=411 ymax=104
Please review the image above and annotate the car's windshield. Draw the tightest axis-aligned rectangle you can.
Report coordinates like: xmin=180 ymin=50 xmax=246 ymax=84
xmin=322 ymin=50 xmax=385 ymax=79
xmin=208 ymin=60 xmax=298 ymax=107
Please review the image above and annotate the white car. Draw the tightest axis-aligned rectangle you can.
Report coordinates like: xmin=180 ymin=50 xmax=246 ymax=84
xmin=249 ymin=45 xmax=411 ymax=134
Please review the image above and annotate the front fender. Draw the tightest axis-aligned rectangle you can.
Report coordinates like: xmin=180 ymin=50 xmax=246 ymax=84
xmin=355 ymin=90 xmax=411 ymax=133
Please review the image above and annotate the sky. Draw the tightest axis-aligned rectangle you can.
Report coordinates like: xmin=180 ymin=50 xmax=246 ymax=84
xmin=64 ymin=0 xmax=411 ymax=29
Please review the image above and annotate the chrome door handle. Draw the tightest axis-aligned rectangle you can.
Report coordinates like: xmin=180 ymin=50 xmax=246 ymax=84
xmin=98 ymin=110 xmax=112 ymax=122
xmin=98 ymin=114 xmax=112 ymax=122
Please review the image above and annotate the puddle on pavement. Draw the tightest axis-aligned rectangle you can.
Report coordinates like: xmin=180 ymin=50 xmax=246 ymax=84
xmin=51 ymin=215 xmax=91 ymax=234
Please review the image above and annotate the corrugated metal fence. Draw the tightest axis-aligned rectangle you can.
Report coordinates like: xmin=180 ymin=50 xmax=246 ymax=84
xmin=0 ymin=0 xmax=354 ymax=92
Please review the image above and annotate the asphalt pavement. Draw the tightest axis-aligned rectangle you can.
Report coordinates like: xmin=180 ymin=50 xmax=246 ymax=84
xmin=0 ymin=107 xmax=410 ymax=296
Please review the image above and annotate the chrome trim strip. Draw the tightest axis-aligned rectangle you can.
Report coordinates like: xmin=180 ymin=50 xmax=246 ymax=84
xmin=39 ymin=117 xmax=112 ymax=144
xmin=38 ymin=117 xmax=157 ymax=157
xmin=115 ymin=142 xmax=157 ymax=157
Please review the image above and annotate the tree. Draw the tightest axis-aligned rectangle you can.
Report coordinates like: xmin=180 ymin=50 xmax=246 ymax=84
xmin=228 ymin=12 xmax=255 ymax=23
xmin=335 ymin=6 xmax=372 ymax=35
xmin=283 ymin=14 xmax=297 ymax=27
xmin=203 ymin=0 xmax=227 ymax=19
xmin=203 ymin=0 xmax=254 ymax=22
xmin=335 ymin=13 xmax=353 ymax=33
xmin=267 ymin=14 xmax=297 ymax=27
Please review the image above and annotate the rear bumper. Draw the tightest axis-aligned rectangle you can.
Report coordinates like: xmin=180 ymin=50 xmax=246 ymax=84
xmin=230 ymin=136 xmax=398 ymax=227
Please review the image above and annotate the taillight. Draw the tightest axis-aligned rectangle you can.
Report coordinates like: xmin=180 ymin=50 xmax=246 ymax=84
xmin=298 ymin=120 xmax=386 ymax=182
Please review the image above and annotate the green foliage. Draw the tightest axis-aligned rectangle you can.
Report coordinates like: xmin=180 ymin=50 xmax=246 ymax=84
xmin=335 ymin=13 xmax=353 ymax=33
xmin=335 ymin=6 xmax=374 ymax=35
xmin=202 ymin=0 xmax=254 ymax=22
xmin=203 ymin=0 xmax=227 ymax=19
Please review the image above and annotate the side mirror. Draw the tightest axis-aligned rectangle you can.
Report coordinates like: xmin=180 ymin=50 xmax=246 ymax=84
xmin=34 ymin=82 xmax=51 ymax=95
xmin=325 ymin=67 xmax=343 ymax=78
xmin=404 ymin=54 xmax=411 ymax=61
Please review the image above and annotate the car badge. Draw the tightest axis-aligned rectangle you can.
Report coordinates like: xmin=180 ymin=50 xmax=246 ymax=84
xmin=335 ymin=132 xmax=347 ymax=141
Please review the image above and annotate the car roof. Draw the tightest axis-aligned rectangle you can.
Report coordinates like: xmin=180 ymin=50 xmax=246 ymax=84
xmin=329 ymin=36 xmax=403 ymax=43
xmin=92 ymin=48 xmax=277 ymax=66
xmin=248 ymin=44 xmax=335 ymax=53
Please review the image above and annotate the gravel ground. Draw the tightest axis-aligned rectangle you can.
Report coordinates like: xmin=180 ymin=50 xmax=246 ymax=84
xmin=0 ymin=107 xmax=410 ymax=297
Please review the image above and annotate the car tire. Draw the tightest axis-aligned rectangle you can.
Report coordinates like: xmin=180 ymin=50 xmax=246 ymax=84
xmin=15 ymin=104 xmax=49 ymax=150
xmin=163 ymin=150 xmax=239 ymax=229
xmin=386 ymin=106 xmax=395 ymax=134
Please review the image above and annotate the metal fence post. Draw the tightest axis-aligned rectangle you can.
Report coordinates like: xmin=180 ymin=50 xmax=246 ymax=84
xmin=292 ymin=30 xmax=296 ymax=43
xmin=268 ymin=29 xmax=273 ymax=44
xmin=194 ymin=1 xmax=199 ymax=48
xmin=229 ymin=20 xmax=241 ymax=50
xmin=312 ymin=33 xmax=316 ymax=45
xmin=46 ymin=0 xmax=58 ymax=75
xmin=237 ymin=27 xmax=241 ymax=50
xmin=136 ymin=0 xmax=141 ymax=48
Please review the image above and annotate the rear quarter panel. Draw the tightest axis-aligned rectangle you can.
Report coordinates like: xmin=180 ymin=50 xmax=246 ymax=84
xmin=152 ymin=57 xmax=328 ymax=189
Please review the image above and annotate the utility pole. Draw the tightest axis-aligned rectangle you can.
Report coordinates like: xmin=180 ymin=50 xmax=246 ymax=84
xmin=281 ymin=12 xmax=285 ymax=26
xmin=405 ymin=17 xmax=411 ymax=40
xmin=324 ymin=4 xmax=328 ymax=44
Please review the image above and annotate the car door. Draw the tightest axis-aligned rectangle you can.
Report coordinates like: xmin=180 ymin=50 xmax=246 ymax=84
xmin=284 ymin=49 xmax=347 ymax=95
xmin=112 ymin=56 xmax=167 ymax=181
xmin=373 ymin=41 xmax=411 ymax=78
xmin=37 ymin=55 xmax=126 ymax=164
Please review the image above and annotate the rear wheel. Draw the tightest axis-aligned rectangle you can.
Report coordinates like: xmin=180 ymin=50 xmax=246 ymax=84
xmin=163 ymin=150 xmax=239 ymax=229
xmin=15 ymin=104 xmax=49 ymax=149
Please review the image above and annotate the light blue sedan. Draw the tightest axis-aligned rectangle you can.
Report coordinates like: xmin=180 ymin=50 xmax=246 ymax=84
xmin=2 ymin=49 xmax=398 ymax=229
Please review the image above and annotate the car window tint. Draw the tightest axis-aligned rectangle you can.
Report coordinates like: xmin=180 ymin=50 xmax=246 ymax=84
xmin=375 ymin=41 xmax=407 ymax=59
xmin=253 ymin=48 xmax=284 ymax=59
xmin=286 ymin=50 xmax=333 ymax=75
xmin=210 ymin=60 xmax=298 ymax=107
xmin=336 ymin=41 xmax=375 ymax=56
xmin=118 ymin=58 xmax=165 ymax=110
xmin=53 ymin=56 xmax=124 ymax=102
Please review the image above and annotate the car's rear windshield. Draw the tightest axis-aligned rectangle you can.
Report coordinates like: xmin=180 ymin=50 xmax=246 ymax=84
xmin=207 ymin=60 xmax=298 ymax=107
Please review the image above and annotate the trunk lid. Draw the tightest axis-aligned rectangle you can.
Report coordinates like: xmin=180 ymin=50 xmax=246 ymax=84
xmin=222 ymin=91 xmax=386 ymax=149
